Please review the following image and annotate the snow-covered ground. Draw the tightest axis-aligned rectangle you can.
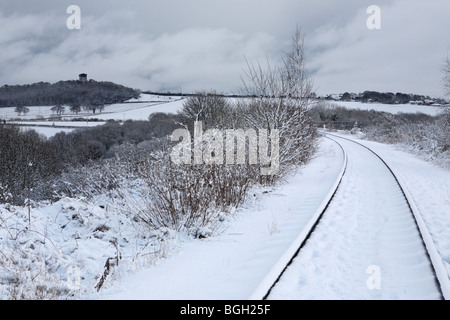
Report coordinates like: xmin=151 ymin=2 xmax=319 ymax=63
xmin=268 ymin=134 xmax=443 ymax=299
xmin=1 ymin=131 xmax=448 ymax=300
xmin=1 ymin=94 xmax=449 ymax=299
xmin=336 ymin=132 xmax=450 ymax=281
xmin=91 ymin=133 xmax=449 ymax=300
xmin=85 ymin=133 xmax=448 ymax=300
xmin=3 ymin=96 xmax=445 ymax=138
xmin=0 ymin=137 xmax=343 ymax=299
xmin=89 ymin=138 xmax=345 ymax=300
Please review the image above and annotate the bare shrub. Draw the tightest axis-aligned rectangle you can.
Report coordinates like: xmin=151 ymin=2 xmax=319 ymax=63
xmin=239 ymin=26 xmax=318 ymax=176
xmin=122 ymin=149 xmax=258 ymax=234
xmin=178 ymin=91 xmax=234 ymax=132
xmin=0 ymin=124 xmax=60 ymax=205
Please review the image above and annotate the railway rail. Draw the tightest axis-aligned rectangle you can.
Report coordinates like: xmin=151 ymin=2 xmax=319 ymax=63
xmin=250 ymin=132 xmax=450 ymax=300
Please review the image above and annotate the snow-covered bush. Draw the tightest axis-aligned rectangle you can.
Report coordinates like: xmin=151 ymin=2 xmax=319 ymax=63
xmin=122 ymin=152 xmax=259 ymax=234
xmin=0 ymin=192 xmax=172 ymax=299
xmin=361 ymin=108 xmax=450 ymax=168
xmin=239 ymin=27 xmax=318 ymax=175
xmin=0 ymin=124 xmax=61 ymax=205
xmin=55 ymin=139 xmax=259 ymax=236
xmin=177 ymin=91 xmax=234 ymax=132
xmin=313 ymin=103 xmax=449 ymax=169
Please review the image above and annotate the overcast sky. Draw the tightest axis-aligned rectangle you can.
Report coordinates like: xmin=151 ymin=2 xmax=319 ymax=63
xmin=1 ymin=0 xmax=449 ymax=97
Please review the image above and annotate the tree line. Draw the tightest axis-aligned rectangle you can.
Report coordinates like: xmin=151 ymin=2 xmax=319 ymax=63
xmin=0 ymin=114 xmax=183 ymax=205
xmin=324 ymin=91 xmax=448 ymax=105
xmin=0 ymin=79 xmax=141 ymax=111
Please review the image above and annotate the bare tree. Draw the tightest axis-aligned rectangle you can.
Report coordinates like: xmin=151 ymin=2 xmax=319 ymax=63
xmin=69 ymin=102 xmax=81 ymax=114
xmin=178 ymin=90 xmax=232 ymax=131
xmin=51 ymin=105 xmax=65 ymax=116
xmin=240 ymin=26 xmax=317 ymax=173
xmin=14 ymin=106 xmax=23 ymax=116
xmin=14 ymin=106 xmax=30 ymax=116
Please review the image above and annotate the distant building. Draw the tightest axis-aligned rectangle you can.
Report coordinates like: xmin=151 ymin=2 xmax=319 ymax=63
xmin=79 ymin=73 xmax=87 ymax=83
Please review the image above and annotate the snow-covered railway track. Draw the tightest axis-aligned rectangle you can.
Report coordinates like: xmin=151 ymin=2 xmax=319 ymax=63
xmin=251 ymin=133 xmax=448 ymax=300
xmin=249 ymin=135 xmax=348 ymax=299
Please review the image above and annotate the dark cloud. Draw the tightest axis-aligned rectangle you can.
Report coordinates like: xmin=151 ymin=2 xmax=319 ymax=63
xmin=0 ymin=0 xmax=449 ymax=96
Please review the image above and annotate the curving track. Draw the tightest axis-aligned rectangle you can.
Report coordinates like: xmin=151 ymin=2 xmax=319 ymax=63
xmin=251 ymin=133 xmax=448 ymax=300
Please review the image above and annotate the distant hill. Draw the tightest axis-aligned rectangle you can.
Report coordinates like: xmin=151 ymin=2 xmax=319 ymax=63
xmin=320 ymin=91 xmax=448 ymax=105
xmin=0 ymin=79 xmax=141 ymax=108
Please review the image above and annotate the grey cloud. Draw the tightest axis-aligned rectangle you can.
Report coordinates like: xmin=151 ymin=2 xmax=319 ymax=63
xmin=0 ymin=0 xmax=449 ymax=97
xmin=307 ymin=0 xmax=450 ymax=97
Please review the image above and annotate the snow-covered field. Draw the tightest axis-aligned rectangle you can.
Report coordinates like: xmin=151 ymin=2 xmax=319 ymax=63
xmin=328 ymin=101 xmax=446 ymax=116
xmin=3 ymin=94 xmax=186 ymax=137
xmin=3 ymin=95 xmax=445 ymax=138
xmin=0 ymin=94 xmax=179 ymax=121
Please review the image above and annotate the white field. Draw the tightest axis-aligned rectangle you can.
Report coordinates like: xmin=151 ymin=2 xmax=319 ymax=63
xmin=4 ymin=94 xmax=447 ymax=138
xmin=326 ymin=101 xmax=446 ymax=116
xmin=6 ymin=94 xmax=186 ymax=137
